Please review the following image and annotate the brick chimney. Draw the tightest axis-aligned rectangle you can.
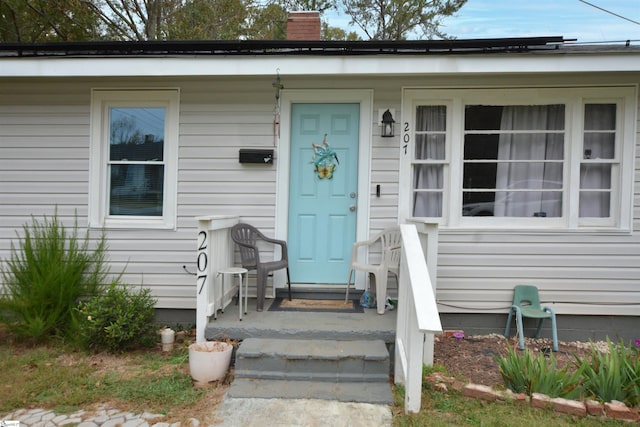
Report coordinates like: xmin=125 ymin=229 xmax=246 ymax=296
xmin=286 ymin=11 xmax=321 ymax=40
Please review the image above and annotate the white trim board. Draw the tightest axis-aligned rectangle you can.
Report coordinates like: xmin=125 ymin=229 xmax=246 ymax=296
xmin=4 ymin=54 xmax=640 ymax=78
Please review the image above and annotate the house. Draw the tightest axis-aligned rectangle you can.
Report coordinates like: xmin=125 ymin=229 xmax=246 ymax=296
xmin=1 ymin=12 xmax=639 ymax=341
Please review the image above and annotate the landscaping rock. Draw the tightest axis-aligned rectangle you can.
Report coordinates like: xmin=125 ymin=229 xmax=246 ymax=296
xmin=604 ymin=401 xmax=639 ymax=422
xmin=531 ymin=393 xmax=552 ymax=409
xmin=551 ymin=397 xmax=586 ymax=417
xmin=499 ymin=389 xmax=528 ymax=403
xmin=463 ymin=384 xmax=497 ymax=401
xmin=584 ymin=399 xmax=604 ymax=416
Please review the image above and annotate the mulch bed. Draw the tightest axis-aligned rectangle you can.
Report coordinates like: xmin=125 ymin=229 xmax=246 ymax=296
xmin=433 ymin=333 xmax=600 ymax=388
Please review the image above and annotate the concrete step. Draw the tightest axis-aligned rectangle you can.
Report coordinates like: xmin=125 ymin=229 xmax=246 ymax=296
xmin=234 ymin=338 xmax=390 ymax=382
xmin=227 ymin=378 xmax=394 ymax=404
xmin=231 ymin=337 xmax=393 ymax=404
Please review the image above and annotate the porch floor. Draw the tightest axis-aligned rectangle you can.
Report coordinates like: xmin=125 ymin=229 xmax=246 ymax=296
xmin=204 ymin=295 xmax=397 ymax=345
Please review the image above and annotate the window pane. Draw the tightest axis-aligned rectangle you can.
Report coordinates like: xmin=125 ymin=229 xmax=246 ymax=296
xmin=464 ymin=134 xmax=499 ymax=160
xmin=465 ymin=134 xmax=563 ymax=160
xmin=463 ymin=163 xmax=497 ymax=189
xmin=414 ymin=165 xmax=443 ymax=189
xmin=463 ymin=191 xmax=562 ymax=217
xmin=110 ymin=164 xmax=164 ymax=216
xmin=583 ymin=133 xmax=614 ymax=159
xmin=580 ymin=164 xmax=611 ymax=189
xmin=464 ymin=162 xmax=563 ymax=191
xmin=495 ymin=191 xmax=562 ymax=217
xmin=496 ymin=164 xmax=563 ymax=189
xmin=462 ymin=192 xmax=495 ymax=216
xmin=413 ymin=159 xmax=442 ymax=218
xmin=580 ymin=191 xmax=610 ymax=217
xmin=416 ymin=106 xmax=445 ymax=131
xmin=465 ymin=105 xmax=565 ymax=130
xmin=413 ymin=192 xmax=442 ymax=217
xmin=584 ymin=104 xmax=616 ymax=130
xmin=464 ymin=105 xmax=503 ymax=130
xmin=499 ymin=134 xmax=564 ymax=160
xmin=110 ymin=107 xmax=165 ymax=161
xmin=415 ymin=134 xmax=445 ymax=160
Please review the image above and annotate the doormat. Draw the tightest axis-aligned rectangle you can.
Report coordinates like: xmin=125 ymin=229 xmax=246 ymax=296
xmin=268 ymin=298 xmax=363 ymax=313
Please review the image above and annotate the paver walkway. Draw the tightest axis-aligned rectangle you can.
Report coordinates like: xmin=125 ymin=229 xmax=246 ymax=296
xmin=2 ymin=407 xmax=184 ymax=427
xmin=2 ymin=398 xmax=393 ymax=427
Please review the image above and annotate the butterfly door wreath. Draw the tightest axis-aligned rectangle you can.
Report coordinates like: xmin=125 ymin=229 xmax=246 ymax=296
xmin=311 ymin=134 xmax=339 ymax=179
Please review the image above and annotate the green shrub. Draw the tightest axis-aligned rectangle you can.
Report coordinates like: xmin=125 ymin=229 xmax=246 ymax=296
xmin=77 ymin=282 xmax=157 ymax=352
xmin=0 ymin=213 xmax=112 ymax=340
xmin=575 ymin=339 xmax=640 ymax=406
xmin=496 ymin=346 xmax=583 ymax=399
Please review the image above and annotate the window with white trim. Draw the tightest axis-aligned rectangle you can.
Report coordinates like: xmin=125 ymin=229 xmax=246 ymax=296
xmin=401 ymin=87 xmax=636 ymax=230
xmin=89 ymin=89 xmax=179 ymax=229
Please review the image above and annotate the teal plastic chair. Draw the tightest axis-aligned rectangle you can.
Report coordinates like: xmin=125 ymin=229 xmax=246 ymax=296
xmin=504 ymin=285 xmax=558 ymax=352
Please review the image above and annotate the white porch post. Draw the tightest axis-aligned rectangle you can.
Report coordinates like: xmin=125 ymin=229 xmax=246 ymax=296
xmin=195 ymin=215 xmax=239 ymax=343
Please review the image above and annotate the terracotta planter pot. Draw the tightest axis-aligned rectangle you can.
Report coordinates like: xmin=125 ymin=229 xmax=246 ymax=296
xmin=188 ymin=341 xmax=233 ymax=383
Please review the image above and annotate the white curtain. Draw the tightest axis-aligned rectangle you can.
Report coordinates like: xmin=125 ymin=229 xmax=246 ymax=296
xmin=413 ymin=106 xmax=445 ymax=217
xmin=494 ymin=105 xmax=564 ymax=217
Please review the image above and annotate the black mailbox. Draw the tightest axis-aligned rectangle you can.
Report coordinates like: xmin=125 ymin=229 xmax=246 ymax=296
xmin=239 ymin=149 xmax=274 ymax=164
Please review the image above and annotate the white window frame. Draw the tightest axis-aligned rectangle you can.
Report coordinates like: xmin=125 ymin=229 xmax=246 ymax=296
xmin=400 ymin=86 xmax=637 ymax=231
xmin=89 ymin=89 xmax=180 ymax=229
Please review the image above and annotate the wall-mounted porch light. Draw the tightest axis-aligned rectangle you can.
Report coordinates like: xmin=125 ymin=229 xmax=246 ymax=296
xmin=380 ymin=109 xmax=395 ymax=138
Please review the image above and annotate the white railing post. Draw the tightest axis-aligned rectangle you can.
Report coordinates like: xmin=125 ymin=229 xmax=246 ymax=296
xmin=395 ymin=255 xmax=425 ymax=413
xmin=394 ymin=223 xmax=442 ymax=414
xmin=407 ymin=220 xmax=439 ymax=365
xmin=195 ymin=215 xmax=239 ymax=343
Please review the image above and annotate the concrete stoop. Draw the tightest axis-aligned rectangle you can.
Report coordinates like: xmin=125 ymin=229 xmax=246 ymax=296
xmin=228 ymin=337 xmax=393 ymax=404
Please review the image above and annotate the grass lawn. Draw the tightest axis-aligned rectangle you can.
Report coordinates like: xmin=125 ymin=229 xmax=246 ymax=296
xmin=0 ymin=330 xmax=631 ymax=426
xmin=391 ymin=383 xmax=628 ymax=426
xmin=0 ymin=333 xmax=227 ymax=425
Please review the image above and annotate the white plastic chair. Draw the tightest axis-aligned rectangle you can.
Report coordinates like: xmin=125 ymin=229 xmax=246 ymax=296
xmin=345 ymin=226 xmax=401 ymax=314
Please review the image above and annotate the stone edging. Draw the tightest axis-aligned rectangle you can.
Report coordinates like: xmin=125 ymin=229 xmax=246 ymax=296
xmin=425 ymin=372 xmax=640 ymax=423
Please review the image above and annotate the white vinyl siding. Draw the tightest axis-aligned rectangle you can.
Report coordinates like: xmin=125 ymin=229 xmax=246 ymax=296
xmin=435 ymin=232 xmax=640 ymax=316
xmin=1 ymin=71 xmax=639 ymax=317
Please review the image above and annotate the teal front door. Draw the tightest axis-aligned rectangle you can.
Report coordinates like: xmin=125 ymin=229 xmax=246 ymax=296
xmin=288 ymin=103 xmax=360 ymax=284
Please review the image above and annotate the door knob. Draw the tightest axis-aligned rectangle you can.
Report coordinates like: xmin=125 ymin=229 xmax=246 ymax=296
xmin=349 ymin=204 xmax=356 ymax=212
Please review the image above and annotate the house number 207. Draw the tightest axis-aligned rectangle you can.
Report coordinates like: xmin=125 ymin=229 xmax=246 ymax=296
xmin=403 ymin=122 xmax=410 ymax=154
xmin=197 ymin=231 xmax=208 ymax=295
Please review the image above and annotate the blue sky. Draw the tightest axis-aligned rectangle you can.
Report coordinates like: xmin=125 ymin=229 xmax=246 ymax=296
xmin=329 ymin=0 xmax=640 ymax=43
xmin=440 ymin=0 xmax=640 ymax=43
